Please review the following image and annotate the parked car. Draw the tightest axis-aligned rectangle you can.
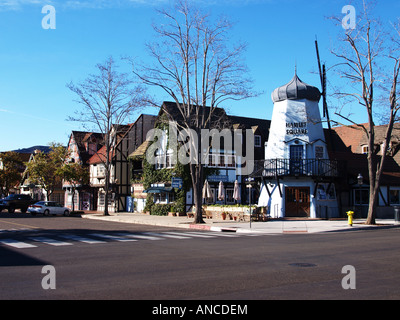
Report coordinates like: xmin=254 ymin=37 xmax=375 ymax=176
xmin=0 ymin=194 xmax=36 ymax=213
xmin=28 ymin=201 xmax=70 ymax=216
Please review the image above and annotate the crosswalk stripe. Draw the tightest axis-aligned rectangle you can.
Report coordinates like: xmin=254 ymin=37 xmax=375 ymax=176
xmin=88 ymin=233 xmax=138 ymax=242
xmin=115 ymin=232 xmax=164 ymax=241
xmin=144 ymin=232 xmax=191 ymax=239
xmin=59 ymin=234 xmax=106 ymax=244
xmin=0 ymin=230 xmax=267 ymax=249
xmin=29 ymin=237 xmax=72 ymax=246
xmin=165 ymin=231 xmax=215 ymax=238
xmin=193 ymin=231 xmax=239 ymax=237
xmin=0 ymin=239 xmax=37 ymax=249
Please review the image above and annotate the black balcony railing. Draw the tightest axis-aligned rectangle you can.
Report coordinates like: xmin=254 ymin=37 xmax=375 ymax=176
xmin=250 ymin=159 xmax=345 ymax=178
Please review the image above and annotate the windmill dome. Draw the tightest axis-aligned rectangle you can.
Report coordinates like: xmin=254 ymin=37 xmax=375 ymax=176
xmin=271 ymin=73 xmax=321 ymax=103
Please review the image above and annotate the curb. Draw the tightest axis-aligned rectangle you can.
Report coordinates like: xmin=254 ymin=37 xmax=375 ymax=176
xmin=189 ymin=224 xmax=261 ymax=233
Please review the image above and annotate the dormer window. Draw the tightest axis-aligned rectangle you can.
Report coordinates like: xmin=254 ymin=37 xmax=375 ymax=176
xmin=254 ymin=135 xmax=261 ymax=147
xmin=315 ymin=146 xmax=324 ymax=159
xmin=361 ymin=145 xmax=368 ymax=154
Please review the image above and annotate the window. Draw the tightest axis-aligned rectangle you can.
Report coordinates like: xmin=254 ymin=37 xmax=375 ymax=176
xmin=354 ymin=189 xmax=369 ymax=205
xmin=154 ymin=192 xmax=174 ymax=204
xmin=390 ymin=189 xmax=400 ymax=205
xmin=155 ymin=153 xmax=174 ymax=170
xmin=154 ymin=192 xmax=167 ymax=204
xmin=208 ymin=154 xmax=217 ymax=167
xmin=88 ymin=143 xmax=97 ymax=155
xmin=97 ymin=165 xmax=105 ymax=177
xmin=226 ymin=155 xmax=235 ymax=168
xmin=317 ymin=184 xmax=336 ymax=200
xmin=254 ymin=135 xmax=261 ymax=147
xmin=290 ymin=145 xmax=303 ymax=159
xmin=99 ymin=193 xmax=105 ymax=206
xmin=226 ymin=188 xmax=234 ymax=204
xmin=315 ymin=146 xmax=324 ymax=159
xmin=361 ymin=145 xmax=369 ymax=154
xmin=219 ymin=155 xmax=225 ymax=167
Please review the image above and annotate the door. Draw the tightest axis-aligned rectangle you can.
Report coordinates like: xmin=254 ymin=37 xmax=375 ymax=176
xmin=290 ymin=145 xmax=304 ymax=175
xmin=285 ymin=187 xmax=310 ymax=217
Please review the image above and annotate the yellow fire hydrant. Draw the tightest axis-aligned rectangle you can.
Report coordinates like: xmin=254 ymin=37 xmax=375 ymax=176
xmin=347 ymin=211 xmax=354 ymax=227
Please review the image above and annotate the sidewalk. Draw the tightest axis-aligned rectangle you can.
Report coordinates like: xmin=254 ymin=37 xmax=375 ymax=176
xmin=82 ymin=212 xmax=400 ymax=234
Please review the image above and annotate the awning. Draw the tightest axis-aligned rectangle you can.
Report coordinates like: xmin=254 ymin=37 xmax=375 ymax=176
xmin=129 ymin=140 xmax=151 ymax=158
xmin=144 ymin=187 xmax=174 ymax=194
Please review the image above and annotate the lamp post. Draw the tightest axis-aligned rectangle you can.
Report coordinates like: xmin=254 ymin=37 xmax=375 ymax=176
xmin=357 ymin=173 xmax=363 ymax=217
xmin=245 ymin=177 xmax=255 ymax=228
xmin=357 ymin=173 xmax=364 ymax=186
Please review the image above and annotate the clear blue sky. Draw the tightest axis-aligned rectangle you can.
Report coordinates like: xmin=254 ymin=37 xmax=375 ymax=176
xmin=0 ymin=0 xmax=398 ymax=151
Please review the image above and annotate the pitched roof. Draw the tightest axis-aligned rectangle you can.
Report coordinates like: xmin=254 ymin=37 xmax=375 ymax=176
xmin=129 ymin=140 xmax=151 ymax=158
xmin=331 ymin=124 xmax=367 ymax=153
xmin=160 ymin=101 xmax=229 ymax=129
xmin=87 ymin=145 xmax=115 ymax=165
xmin=69 ymin=131 xmax=104 ymax=164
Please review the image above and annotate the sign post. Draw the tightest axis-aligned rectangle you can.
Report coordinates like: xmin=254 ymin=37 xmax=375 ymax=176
xmin=245 ymin=177 xmax=255 ymax=229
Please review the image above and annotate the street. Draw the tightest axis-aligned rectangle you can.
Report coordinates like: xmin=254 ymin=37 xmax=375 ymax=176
xmin=1 ymin=213 xmax=400 ymax=301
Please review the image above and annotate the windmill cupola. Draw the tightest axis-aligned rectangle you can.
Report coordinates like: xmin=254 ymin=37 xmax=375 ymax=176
xmin=272 ymin=73 xmax=321 ymax=103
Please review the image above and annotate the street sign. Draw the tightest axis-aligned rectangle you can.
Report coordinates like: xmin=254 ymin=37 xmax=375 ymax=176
xmin=208 ymin=175 xmax=229 ymax=182
xmin=172 ymin=178 xmax=183 ymax=190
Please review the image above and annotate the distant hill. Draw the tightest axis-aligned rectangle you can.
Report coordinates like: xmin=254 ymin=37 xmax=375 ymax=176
xmin=11 ymin=146 xmax=52 ymax=154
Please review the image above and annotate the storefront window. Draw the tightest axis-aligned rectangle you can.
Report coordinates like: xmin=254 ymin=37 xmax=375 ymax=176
xmin=226 ymin=188 xmax=234 ymax=204
xmin=317 ymin=184 xmax=336 ymax=200
xmin=390 ymin=189 xmax=400 ymax=205
xmin=354 ymin=189 xmax=369 ymax=205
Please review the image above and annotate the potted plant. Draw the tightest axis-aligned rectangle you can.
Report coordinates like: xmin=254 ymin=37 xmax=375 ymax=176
xmin=168 ymin=206 xmax=176 ymax=217
xmin=221 ymin=211 xmax=227 ymax=220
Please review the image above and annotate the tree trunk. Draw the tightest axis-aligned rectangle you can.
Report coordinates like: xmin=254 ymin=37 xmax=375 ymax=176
xmin=72 ymin=188 xmax=75 ymax=213
xmin=191 ymin=163 xmax=205 ymax=224
xmin=366 ymin=184 xmax=379 ymax=225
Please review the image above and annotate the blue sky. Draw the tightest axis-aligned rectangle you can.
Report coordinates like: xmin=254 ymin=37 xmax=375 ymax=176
xmin=0 ymin=0 xmax=398 ymax=151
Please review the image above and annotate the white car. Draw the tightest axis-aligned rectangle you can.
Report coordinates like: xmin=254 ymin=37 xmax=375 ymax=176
xmin=28 ymin=201 xmax=70 ymax=216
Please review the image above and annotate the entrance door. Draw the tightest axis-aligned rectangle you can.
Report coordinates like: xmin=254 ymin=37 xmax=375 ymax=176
xmin=285 ymin=187 xmax=310 ymax=217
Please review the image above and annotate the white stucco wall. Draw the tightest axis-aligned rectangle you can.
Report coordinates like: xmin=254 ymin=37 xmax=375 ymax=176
xmin=265 ymin=99 xmax=326 ymax=160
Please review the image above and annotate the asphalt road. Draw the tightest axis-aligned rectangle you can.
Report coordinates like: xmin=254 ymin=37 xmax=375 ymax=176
xmin=1 ymin=212 xmax=400 ymax=301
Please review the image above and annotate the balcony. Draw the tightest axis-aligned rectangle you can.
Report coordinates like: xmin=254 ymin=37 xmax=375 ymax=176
xmin=250 ymin=159 xmax=346 ymax=179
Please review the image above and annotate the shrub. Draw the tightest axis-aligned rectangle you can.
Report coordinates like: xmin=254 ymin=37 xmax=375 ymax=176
xmin=151 ymin=204 xmax=172 ymax=216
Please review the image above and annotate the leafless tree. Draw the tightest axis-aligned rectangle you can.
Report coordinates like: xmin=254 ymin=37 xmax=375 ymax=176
xmin=330 ymin=0 xmax=400 ymax=224
xmin=130 ymin=0 xmax=256 ymax=223
xmin=67 ymin=56 xmax=146 ymax=216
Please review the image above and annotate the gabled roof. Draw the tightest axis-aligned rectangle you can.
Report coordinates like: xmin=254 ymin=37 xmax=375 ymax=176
xmin=160 ymin=101 xmax=229 ymax=129
xmin=68 ymin=131 xmax=104 ymax=165
xmin=87 ymin=145 xmax=115 ymax=165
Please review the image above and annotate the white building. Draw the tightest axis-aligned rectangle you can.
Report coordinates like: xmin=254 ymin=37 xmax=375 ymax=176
xmin=257 ymin=73 xmax=340 ymax=219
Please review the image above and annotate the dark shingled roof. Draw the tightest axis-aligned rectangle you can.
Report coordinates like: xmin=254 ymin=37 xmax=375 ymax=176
xmin=272 ymin=74 xmax=321 ymax=103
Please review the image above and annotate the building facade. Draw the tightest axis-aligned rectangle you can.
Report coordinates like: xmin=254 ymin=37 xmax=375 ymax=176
xmin=255 ymin=73 xmax=342 ymax=218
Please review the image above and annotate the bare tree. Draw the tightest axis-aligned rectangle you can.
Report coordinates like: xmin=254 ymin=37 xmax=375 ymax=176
xmin=67 ymin=56 xmax=146 ymax=216
xmin=131 ymin=0 xmax=256 ymax=223
xmin=330 ymin=0 xmax=400 ymax=224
